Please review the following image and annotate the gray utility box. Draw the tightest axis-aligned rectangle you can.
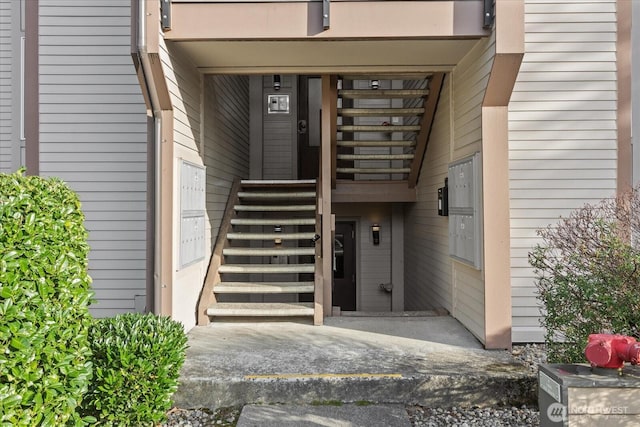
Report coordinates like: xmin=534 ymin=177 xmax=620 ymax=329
xmin=539 ymin=363 xmax=640 ymax=426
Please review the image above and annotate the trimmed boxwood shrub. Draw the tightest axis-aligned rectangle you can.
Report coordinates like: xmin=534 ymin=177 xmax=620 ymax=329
xmin=81 ymin=313 xmax=188 ymax=426
xmin=529 ymin=186 xmax=640 ymax=363
xmin=0 ymin=170 xmax=94 ymax=426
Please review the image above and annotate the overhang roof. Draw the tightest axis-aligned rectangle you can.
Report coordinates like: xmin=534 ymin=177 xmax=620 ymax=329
xmin=171 ymin=39 xmax=483 ymax=74
xmin=164 ymin=0 xmax=488 ymax=74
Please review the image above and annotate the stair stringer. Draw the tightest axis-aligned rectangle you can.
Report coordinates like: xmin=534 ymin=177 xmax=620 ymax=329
xmin=196 ymin=178 xmax=242 ymax=325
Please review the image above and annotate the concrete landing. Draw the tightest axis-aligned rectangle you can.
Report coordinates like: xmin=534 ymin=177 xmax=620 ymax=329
xmin=237 ymin=404 xmax=411 ymax=427
xmin=173 ymin=316 xmax=536 ymax=410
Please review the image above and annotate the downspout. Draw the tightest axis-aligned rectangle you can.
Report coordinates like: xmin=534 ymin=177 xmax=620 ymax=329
xmin=134 ymin=0 xmax=163 ymax=314
xmin=633 ymin=1 xmax=640 ymax=187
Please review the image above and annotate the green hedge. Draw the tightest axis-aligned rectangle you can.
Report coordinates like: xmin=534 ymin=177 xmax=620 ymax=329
xmin=81 ymin=313 xmax=188 ymax=426
xmin=0 ymin=170 xmax=94 ymax=426
xmin=530 ymin=186 xmax=640 ymax=362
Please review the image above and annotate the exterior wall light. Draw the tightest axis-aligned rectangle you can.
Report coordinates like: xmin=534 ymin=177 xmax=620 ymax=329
xmin=371 ymin=224 xmax=380 ymax=245
xmin=370 ymin=79 xmax=379 ymax=90
xmin=274 ymin=224 xmax=282 ymax=245
xmin=273 ymin=75 xmax=281 ymax=91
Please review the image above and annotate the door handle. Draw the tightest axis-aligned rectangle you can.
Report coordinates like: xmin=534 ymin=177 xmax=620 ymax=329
xmin=298 ymin=119 xmax=307 ymax=135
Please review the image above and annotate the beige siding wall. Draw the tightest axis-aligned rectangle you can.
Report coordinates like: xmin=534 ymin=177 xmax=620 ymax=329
xmin=160 ymin=41 xmax=250 ymax=329
xmin=508 ymin=0 xmax=618 ymax=342
xmin=449 ymin=34 xmax=495 ymax=342
xmin=160 ymin=39 xmax=204 ymax=329
xmin=403 ymin=34 xmax=493 ymax=344
xmin=203 ymin=75 xmax=250 ymax=242
xmin=404 ymin=76 xmax=452 ymax=313
xmin=38 ymin=0 xmax=148 ymax=317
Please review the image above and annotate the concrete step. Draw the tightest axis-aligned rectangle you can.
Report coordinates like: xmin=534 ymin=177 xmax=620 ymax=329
xmin=337 ymin=140 xmax=416 ymax=147
xmin=214 ymin=281 xmax=315 ymax=294
xmin=226 ymin=232 xmax=317 ymax=241
xmin=240 ymin=179 xmax=316 ymax=190
xmin=241 ymin=179 xmax=316 ymax=187
xmin=231 ymin=218 xmax=316 ymax=226
xmin=238 ymin=191 xmax=316 ymax=199
xmin=341 ymin=74 xmax=430 ymax=80
xmin=337 ymin=125 xmax=421 ymax=133
xmin=234 ymin=204 xmax=316 ymax=212
xmin=337 ymin=154 xmax=414 ymax=161
xmin=174 ymin=321 xmax=537 ymax=410
xmin=223 ymin=247 xmax=315 ymax=257
xmin=338 ymin=107 xmax=424 ymax=117
xmin=336 ymin=167 xmax=411 ymax=174
xmin=237 ymin=404 xmax=412 ymax=427
xmin=218 ymin=264 xmax=315 ymax=274
xmin=339 ymin=89 xmax=429 ymax=99
xmin=206 ymin=302 xmax=315 ymax=317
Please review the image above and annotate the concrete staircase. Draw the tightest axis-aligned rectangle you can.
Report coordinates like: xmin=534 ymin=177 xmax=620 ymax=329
xmin=205 ymin=179 xmax=319 ymax=321
xmin=334 ymin=74 xmax=444 ymax=189
xmin=337 ymin=76 xmax=427 ymax=180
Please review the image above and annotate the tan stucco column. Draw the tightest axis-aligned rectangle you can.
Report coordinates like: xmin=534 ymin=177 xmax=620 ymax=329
xmin=617 ymin=0 xmax=633 ymax=194
xmin=321 ymin=76 xmax=337 ymax=317
xmin=481 ymin=0 xmax=524 ymax=349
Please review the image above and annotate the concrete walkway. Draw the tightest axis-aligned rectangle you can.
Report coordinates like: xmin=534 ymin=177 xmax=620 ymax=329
xmin=237 ymin=404 xmax=412 ymax=427
xmin=173 ymin=316 xmax=536 ymax=410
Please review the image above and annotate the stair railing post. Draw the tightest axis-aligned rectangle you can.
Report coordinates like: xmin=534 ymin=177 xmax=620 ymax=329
xmin=196 ymin=178 xmax=241 ymax=325
xmin=321 ymin=75 xmax=335 ymax=316
xmin=314 ymin=181 xmax=323 ymax=325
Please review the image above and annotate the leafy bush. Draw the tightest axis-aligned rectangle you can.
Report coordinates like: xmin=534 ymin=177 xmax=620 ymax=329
xmin=0 ymin=170 xmax=94 ymax=426
xmin=529 ymin=186 xmax=640 ymax=363
xmin=81 ymin=313 xmax=188 ymax=426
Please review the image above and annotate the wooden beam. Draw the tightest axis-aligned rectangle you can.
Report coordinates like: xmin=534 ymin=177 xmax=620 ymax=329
xmin=321 ymin=76 xmax=335 ymax=316
xmin=329 ymin=75 xmax=338 ymax=189
xmin=408 ymin=72 xmax=445 ymax=188
xmin=332 ymin=180 xmax=416 ymax=203
xmin=159 ymin=110 xmax=174 ymax=317
xmin=196 ymin=178 xmax=242 ymax=325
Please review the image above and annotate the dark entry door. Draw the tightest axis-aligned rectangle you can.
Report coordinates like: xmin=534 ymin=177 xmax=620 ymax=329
xmin=298 ymin=76 xmax=320 ymax=179
xmin=333 ymin=222 xmax=356 ymax=311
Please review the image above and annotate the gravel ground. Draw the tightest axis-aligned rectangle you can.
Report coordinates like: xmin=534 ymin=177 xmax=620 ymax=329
xmin=162 ymin=407 xmax=240 ymax=427
xmin=162 ymin=345 xmax=547 ymax=427
xmin=407 ymin=405 xmax=539 ymax=427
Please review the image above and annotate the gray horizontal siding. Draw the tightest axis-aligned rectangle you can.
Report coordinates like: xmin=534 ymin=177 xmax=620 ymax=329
xmin=204 ymin=75 xmax=250 ymax=247
xmin=404 ymin=76 xmax=452 ymax=313
xmin=448 ymin=34 xmax=494 ymax=344
xmin=508 ymin=0 xmax=618 ymax=343
xmin=0 ymin=0 xmax=16 ymax=172
xmin=38 ymin=0 xmax=148 ymax=317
